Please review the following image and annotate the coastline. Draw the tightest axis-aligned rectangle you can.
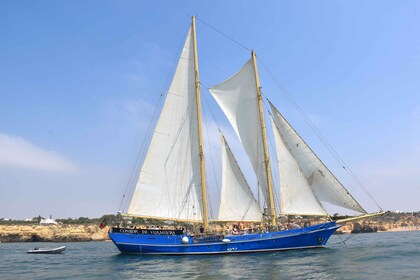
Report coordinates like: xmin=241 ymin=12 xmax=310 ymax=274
xmin=0 ymin=222 xmax=419 ymax=243
xmin=337 ymin=227 xmax=420 ymax=234
xmin=378 ymin=226 xmax=420 ymax=232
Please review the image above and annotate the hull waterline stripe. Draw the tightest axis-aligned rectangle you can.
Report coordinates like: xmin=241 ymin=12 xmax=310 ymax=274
xmin=115 ymin=245 xmax=325 ymax=255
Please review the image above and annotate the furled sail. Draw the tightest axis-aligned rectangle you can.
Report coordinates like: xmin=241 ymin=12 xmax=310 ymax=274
xmin=209 ymin=59 xmax=269 ymax=204
xmin=269 ymin=102 xmax=366 ymax=214
xmin=217 ymin=134 xmax=263 ymax=222
xmin=270 ymin=116 xmax=327 ymax=216
xmin=128 ymin=28 xmax=203 ymax=221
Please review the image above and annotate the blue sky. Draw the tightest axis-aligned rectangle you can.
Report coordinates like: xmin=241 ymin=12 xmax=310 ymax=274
xmin=1 ymin=1 xmax=419 ymax=219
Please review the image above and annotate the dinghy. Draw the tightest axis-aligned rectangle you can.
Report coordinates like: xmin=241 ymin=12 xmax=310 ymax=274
xmin=27 ymin=246 xmax=66 ymax=254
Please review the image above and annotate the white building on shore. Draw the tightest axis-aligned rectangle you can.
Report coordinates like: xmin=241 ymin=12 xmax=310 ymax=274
xmin=39 ymin=217 xmax=58 ymax=225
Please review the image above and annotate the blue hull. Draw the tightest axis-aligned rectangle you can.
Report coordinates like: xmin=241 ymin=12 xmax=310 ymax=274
xmin=109 ymin=222 xmax=340 ymax=255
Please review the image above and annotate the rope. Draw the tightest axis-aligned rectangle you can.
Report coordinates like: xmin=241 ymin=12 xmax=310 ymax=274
xmin=202 ymin=103 xmax=219 ymax=219
xmin=331 ymin=232 xmax=359 ymax=246
xmin=201 ymin=87 xmax=223 ymax=201
xmin=264 ymin=108 xmax=281 ymax=213
xmin=118 ymin=93 xmax=164 ymax=212
xmin=196 ymin=16 xmax=251 ymax=52
xmin=201 ymin=83 xmax=224 ymax=130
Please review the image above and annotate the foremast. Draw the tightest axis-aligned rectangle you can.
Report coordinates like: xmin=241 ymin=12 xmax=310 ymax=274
xmin=191 ymin=16 xmax=209 ymax=230
xmin=251 ymin=51 xmax=276 ymax=225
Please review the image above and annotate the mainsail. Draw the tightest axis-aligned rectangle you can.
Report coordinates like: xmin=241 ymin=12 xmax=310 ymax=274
xmin=217 ymin=134 xmax=263 ymax=222
xmin=269 ymin=102 xmax=366 ymax=214
xmin=127 ymin=28 xmax=203 ymax=221
xmin=209 ymin=59 xmax=270 ymax=205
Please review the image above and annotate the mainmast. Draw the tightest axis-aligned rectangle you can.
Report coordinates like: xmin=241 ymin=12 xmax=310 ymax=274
xmin=191 ymin=16 xmax=209 ymax=230
xmin=251 ymin=50 xmax=276 ymax=225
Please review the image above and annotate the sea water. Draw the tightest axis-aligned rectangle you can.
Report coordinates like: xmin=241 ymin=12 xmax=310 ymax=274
xmin=0 ymin=231 xmax=419 ymax=279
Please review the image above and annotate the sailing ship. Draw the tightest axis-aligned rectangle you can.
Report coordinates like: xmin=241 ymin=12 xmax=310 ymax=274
xmin=109 ymin=17 xmax=382 ymax=255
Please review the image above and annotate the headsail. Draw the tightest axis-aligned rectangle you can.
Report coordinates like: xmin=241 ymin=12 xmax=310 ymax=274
xmin=209 ymin=59 xmax=269 ymax=205
xmin=269 ymin=102 xmax=367 ymax=214
xmin=270 ymin=116 xmax=327 ymax=216
xmin=217 ymin=134 xmax=263 ymax=222
xmin=127 ymin=27 xmax=203 ymax=221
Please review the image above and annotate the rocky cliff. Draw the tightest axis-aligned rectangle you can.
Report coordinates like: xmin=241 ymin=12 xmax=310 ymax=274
xmin=0 ymin=224 xmax=110 ymax=243
xmin=335 ymin=211 xmax=420 ymax=234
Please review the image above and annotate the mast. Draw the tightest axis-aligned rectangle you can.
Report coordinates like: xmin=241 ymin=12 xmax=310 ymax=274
xmin=191 ymin=16 xmax=209 ymax=230
xmin=251 ymin=50 xmax=276 ymax=225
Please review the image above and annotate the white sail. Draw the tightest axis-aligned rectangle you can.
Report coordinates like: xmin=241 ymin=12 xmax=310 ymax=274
xmin=270 ymin=116 xmax=327 ymax=216
xmin=217 ymin=134 xmax=263 ymax=222
xmin=270 ymin=103 xmax=366 ymax=214
xmin=128 ymin=28 xmax=203 ymax=221
xmin=209 ymin=59 xmax=269 ymax=204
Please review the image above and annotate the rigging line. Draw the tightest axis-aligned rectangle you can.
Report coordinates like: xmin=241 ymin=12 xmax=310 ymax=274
xmin=118 ymin=93 xmax=164 ymax=212
xmin=202 ymin=106 xmax=217 ymax=219
xmin=265 ymin=91 xmax=328 ymax=196
xmin=261 ymin=90 xmax=280 ymax=212
xmin=201 ymin=82 xmax=227 ymax=139
xmin=257 ymin=58 xmax=383 ymax=211
xmin=201 ymin=87 xmax=223 ymax=178
xmin=265 ymin=121 xmax=281 ymax=211
xmin=261 ymin=94 xmax=281 ymax=208
xmin=118 ymin=24 xmax=191 ymax=212
xmin=336 ymin=231 xmax=348 ymax=247
xmin=202 ymin=92 xmax=222 ymax=200
xmin=195 ymin=16 xmax=251 ymax=52
xmin=343 ymin=232 xmax=357 ymax=243
xmin=333 ymin=231 xmax=358 ymax=246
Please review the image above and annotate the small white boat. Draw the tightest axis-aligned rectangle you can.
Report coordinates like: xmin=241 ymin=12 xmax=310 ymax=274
xmin=27 ymin=246 xmax=66 ymax=254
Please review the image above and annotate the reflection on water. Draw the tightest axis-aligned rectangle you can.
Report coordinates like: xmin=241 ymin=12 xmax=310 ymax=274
xmin=1 ymin=232 xmax=419 ymax=279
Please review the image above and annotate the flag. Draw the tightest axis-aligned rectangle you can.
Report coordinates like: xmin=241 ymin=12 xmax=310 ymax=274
xmin=99 ymin=219 xmax=108 ymax=229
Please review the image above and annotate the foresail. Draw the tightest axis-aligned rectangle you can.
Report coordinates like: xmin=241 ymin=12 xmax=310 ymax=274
xmin=128 ymin=28 xmax=203 ymax=221
xmin=209 ymin=59 xmax=269 ymax=205
xmin=218 ymin=135 xmax=263 ymax=222
xmin=270 ymin=117 xmax=327 ymax=216
xmin=270 ymin=103 xmax=366 ymax=214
